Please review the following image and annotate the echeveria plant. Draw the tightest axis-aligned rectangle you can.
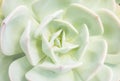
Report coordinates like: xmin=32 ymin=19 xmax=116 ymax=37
xmin=0 ymin=0 xmax=120 ymax=81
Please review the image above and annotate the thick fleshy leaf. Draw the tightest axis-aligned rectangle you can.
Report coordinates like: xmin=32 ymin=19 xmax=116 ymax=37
xmin=32 ymin=0 xmax=79 ymax=21
xmin=98 ymin=9 xmax=120 ymax=54
xmin=111 ymin=64 xmax=120 ymax=81
xmin=9 ymin=56 xmax=32 ymax=81
xmin=1 ymin=0 xmax=33 ymax=16
xmin=37 ymin=61 xmax=82 ymax=73
xmin=0 ymin=52 xmax=23 ymax=81
xmin=20 ymin=20 xmax=44 ymax=66
xmin=0 ymin=6 xmax=34 ymax=55
xmin=105 ymin=64 xmax=120 ymax=81
xmin=79 ymin=0 xmax=116 ymax=11
xmin=90 ymin=65 xmax=113 ymax=81
xmin=72 ymin=24 xmax=89 ymax=60
xmin=63 ymin=3 xmax=103 ymax=35
xmin=105 ymin=54 xmax=120 ymax=81
xmin=105 ymin=53 xmax=120 ymax=65
xmin=35 ymin=10 xmax=63 ymax=37
xmin=41 ymin=34 xmax=58 ymax=63
xmin=26 ymin=66 xmax=75 ymax=81
xmin=76 ymin=39 xmax=107 ymax=81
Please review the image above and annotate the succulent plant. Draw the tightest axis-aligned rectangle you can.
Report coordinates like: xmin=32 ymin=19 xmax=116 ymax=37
xmin=0 ymin=0 xmax=120 ymax=81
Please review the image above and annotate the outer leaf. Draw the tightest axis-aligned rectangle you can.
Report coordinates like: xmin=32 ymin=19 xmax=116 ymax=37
xmin=32 ymin=0 xmax=79 ymax=21
xmin=105 ymin=54 xmax=120 ymax=81
xmin=0 ymin=6 xmax=34 ymax=55
xmin=0 ymin=52 xmax=23 ymax=81
xmin=90 ymin=65 xmax=113 ymax=81
xmin=1 ymin=0 xmax=33 ymax=16
xmin=98 ymin=9 xmax=120 ymax=54
xmin=26 ymin=66 xmax=75 ymax=81
xmin=63 ymin=3 xmax=103 ymax=35
xmin=76 ymin=39 xmax=107 ymax=81
xmin=20 ymin=20 xmax=43 ymax=66
xmin=79 ymin=0 xmax=116 ymax=11
xmin=105 ymin=53 xmax=120 ymax=65
xmin=9 ymin=56 xmax=32 ymax=81
xmin=110 ymin=64 xmax=120 ymax=81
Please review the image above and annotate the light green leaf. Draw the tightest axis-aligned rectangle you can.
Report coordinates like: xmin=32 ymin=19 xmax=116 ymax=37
xmin=98 ymin=9 xmax=120 ymax=54
xmin=76 ymin=39 xmax=107 ymax=81
xmin=26 ymin=65 xmax=75 ymax=81
xmin=1 ymin=0 xmax=34 ymax=16
xmin=72 ymin=24 xmax=89 ymax=60
xmin=105 ymin=64 xmax=120 ymax=81
xmin=9 ymin=56 xmax=32 ymax=81
xmin=105 ymin=53 xmax=120 ymax=65
xmin=111 ymin=64 xmax=120 ymax=81
xmin=41 ymin=34 xmax=58 ymax=63
xmin=0 ymin=52 xmax=23 ymax=81
xmin=35 ymin=10 xmax=63 ymax=37
xmin=0 ymin=6 xmax=34 ymax=55
xmin=37 ymin=61 xmax=82 ymax=73
xmin=79 ymin=0 xmax=116 ymax=11
xmin=20 ymin=20 xmax=44 ymax=66
xmin=90 ymin=65 xmax=113 ymax=81
xmin=63 ymin=3 xmax=103 ymax=35
xmin=32 ymin=0 xmax=79 ymax=21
